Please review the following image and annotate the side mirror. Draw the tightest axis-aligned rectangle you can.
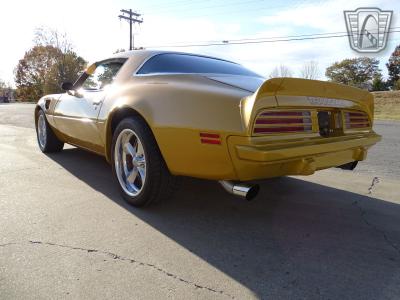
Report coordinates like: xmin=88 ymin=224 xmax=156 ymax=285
xmin=61 ymin=82 xmax=74 ymax=91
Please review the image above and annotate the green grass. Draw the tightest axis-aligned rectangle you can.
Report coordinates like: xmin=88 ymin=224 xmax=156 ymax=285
xmin=372 ymin=91 xmax=400 ymax=121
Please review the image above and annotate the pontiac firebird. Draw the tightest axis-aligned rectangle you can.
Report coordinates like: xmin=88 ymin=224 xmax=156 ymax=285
xmin=35 ymin=50 xmax=381 ymax=206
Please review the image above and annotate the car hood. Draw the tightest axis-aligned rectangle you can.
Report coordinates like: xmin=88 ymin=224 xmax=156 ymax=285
xmin=205 ymin=75 xmax=265 ymax=93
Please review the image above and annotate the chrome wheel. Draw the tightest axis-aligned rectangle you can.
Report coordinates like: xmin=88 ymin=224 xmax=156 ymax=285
xmin=37 ymin=113 xmax=47 ymax=149
xmin=114 ymin=129 xmax=147 ymax=196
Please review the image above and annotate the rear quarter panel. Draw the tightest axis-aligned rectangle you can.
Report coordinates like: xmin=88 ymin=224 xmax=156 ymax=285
xmin=98 ymin=75 xmax=253 ymax=179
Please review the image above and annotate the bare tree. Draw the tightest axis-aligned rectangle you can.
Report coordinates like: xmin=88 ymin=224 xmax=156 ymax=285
xmin=269 ymin=64 xmax=293 ymax=78
xmin=31 ymin=27 xmax=82 ymax=90
xmin=34 ymin=27 xmax=74 ymax=54
xmin=300 ymin=61 xmax=320 ymax=80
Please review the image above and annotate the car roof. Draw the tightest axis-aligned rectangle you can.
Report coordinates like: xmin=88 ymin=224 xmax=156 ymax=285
xmin=109 ymin=50 xmax=238 ymax=65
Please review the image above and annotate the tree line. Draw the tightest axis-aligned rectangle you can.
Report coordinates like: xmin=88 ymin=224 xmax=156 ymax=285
xmin=270 ymin=44 xmax=400 ymax=91
xmin=3 ymin=29 xmax=400 ymax=102
xmin=325 ymin=50 xmax=399 ymax=91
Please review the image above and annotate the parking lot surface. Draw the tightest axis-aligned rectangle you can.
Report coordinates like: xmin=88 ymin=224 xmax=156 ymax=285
xmin=1 ymin=103 xmax=399 ymax=299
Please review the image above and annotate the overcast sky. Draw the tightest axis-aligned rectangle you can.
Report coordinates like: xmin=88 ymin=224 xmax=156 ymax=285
xmin=0 ymin=0 xmax=398 ymax=85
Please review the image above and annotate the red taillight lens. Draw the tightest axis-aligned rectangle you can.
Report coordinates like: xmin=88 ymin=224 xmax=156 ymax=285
xmin=253 ymin=110 xmax=312 ymax=135
xmin=344 ymin=111 xmax=370 ymax=129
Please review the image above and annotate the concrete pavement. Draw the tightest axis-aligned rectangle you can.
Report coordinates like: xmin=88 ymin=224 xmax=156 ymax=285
xmin=0 ymin=103 xmax=399 ymax=299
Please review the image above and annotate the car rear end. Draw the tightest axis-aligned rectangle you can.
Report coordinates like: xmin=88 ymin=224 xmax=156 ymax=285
xmin=228 ymin=77 xmax=381 ymax=181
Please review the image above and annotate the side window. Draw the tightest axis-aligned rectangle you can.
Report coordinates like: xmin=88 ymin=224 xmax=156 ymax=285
xmin=82 ymin=62 xmax=123 ymax=90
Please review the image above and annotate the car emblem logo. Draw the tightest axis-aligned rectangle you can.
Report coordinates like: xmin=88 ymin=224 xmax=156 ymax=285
xmin=307 ymin=97 xmax=353 ymax=108
xmin=344 ymin=7 xmax=392 ymax=53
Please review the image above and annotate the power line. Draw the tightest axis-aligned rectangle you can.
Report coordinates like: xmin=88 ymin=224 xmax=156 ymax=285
xmin=144 ymin=30 xmax=353 ymax=47
xmin=118 ymin=9 xmax=143 ymax=50
xmin=152 ymin=26 xmax=400 ymax=45
xmin=142 ymin=28 xmax=400 ymax=48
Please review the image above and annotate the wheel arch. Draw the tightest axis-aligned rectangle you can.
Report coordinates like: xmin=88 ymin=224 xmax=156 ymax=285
xmin=34 ymin=102 xmax=48 ymax=129
xmin=34 ymin=105 xmax=41 ymax=128
xmin=105 ymin=106 xmax=155 ymax=163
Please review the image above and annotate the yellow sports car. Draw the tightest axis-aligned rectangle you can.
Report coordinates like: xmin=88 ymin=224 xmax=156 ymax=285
xmin=35 ymin=50 xmax=381 ymax=206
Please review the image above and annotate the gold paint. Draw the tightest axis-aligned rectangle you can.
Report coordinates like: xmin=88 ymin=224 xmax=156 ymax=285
xmin=35 ymin=51 xmax=381 ymax=181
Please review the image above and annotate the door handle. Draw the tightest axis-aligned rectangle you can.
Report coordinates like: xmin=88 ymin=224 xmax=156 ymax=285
xmin=92 ymin=101 xmax=103 ymax=110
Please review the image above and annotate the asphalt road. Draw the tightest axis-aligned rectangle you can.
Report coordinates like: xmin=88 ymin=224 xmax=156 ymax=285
xmin=1 ymin=103 xmax=399 ymax=299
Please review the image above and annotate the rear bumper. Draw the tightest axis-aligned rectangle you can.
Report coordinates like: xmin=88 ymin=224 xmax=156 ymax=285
xmin=227 ymin=132 xmax=381 ymax=181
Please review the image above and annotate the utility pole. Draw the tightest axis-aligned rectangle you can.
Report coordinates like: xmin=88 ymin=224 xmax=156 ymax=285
xmin=118 ymin=9 xmax=143 ymax=50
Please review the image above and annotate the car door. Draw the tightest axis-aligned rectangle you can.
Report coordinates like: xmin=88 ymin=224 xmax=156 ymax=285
xmin=53 ymin=60 xmax=124 ymax=150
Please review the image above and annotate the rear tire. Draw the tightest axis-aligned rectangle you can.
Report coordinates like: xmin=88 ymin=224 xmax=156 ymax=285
xmin=35 ymin=110 xmax=64 ymax=153
xmin=111 ymin=117 xmax=179 ymax=207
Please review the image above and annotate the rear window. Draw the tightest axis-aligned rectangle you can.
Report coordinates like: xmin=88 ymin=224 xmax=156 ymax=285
xmin=137 ymin=53 xmax=261 ymax=77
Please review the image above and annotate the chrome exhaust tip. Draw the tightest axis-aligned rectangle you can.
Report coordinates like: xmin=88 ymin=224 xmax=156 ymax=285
xmin=219 ymin=180 xmax=260 ymax=201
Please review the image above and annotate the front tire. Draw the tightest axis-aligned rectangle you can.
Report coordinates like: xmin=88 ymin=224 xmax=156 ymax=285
xmin=111 ymin=117 xmax=179 ymax=207
xmin=35 ymin=110 xmax=64 ymax=153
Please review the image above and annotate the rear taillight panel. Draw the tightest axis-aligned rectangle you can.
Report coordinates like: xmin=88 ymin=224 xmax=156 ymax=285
xmin=253 ymin=110 xmax=313 ymax=135
xmin=252 ymin=109 xmax=371 ymax=136
xmin=343 ymin=111 xmax=371 ymax=130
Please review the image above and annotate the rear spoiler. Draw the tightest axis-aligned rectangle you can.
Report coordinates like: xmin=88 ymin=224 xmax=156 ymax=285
xmin=241 ymin=77 xmax=374 ymax=130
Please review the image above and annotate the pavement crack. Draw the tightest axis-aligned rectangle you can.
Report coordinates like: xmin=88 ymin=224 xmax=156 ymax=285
xmin=0 ymin=242 xmax=16 ymax=247
xmin=28 ymin=240 xmax=234 ymax=298
xmin=367 ymin=176 xmax=380 ymax=194
xmin=353 ymin=201 xmax=400 ymax=256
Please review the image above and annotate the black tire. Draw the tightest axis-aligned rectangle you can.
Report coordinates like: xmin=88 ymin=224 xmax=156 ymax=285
xmin=111 ymin=117 xmax=179 ymax=207
xmin=35 ymin=109 xmax=64 ymax=153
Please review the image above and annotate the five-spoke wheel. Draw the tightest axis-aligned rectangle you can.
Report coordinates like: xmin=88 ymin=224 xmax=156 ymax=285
xmin=114 ymin=129 xmax=147 ymax=196
xmin=35 ymin=109 xmax=64 ymax=153
xmin=37 ymin=112 xmax=47 ymax=149
xmin=111 ymin=117 xmax=179 ymax=207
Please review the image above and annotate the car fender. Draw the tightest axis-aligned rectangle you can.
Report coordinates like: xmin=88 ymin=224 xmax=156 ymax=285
xmin=35 ymin=94 xmax=63 ymax=129
xmin=100 ymin=75 xmax=250 ymax=179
